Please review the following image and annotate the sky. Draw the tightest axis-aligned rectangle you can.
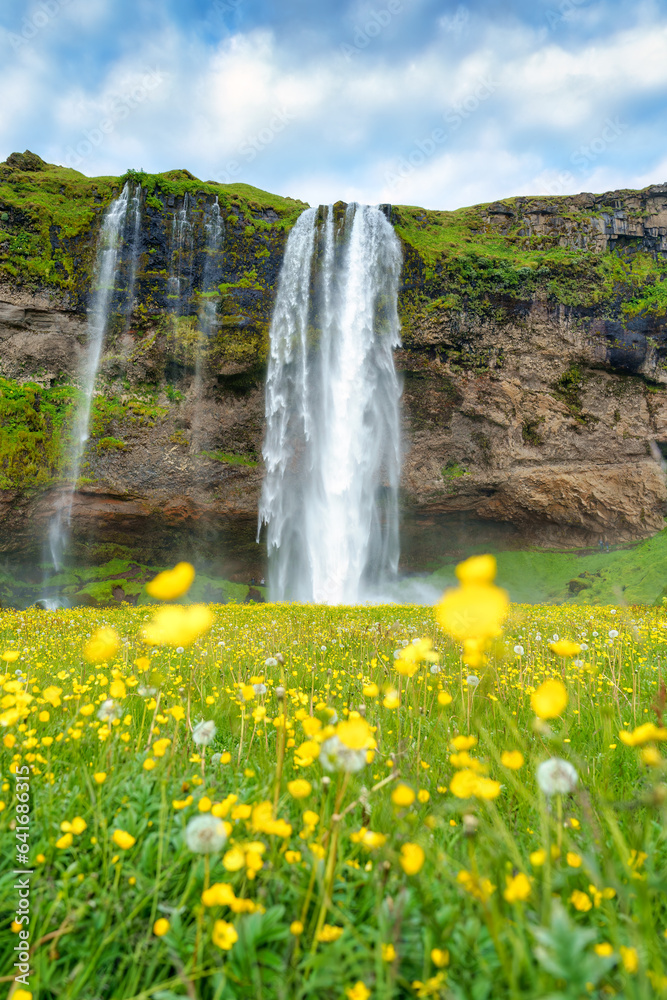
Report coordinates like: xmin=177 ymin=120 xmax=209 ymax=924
xmin=2 ymin=0 xmax=667 ymax=209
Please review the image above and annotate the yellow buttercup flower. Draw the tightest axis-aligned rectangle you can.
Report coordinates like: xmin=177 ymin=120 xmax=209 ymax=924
xmin=382 ymin=943 xmax=396 ymax=962
xmin=112 ymin=829 xmax=136 ymax=850
xmin=531 ymin=678 xmax=568 ymax=719
xmin=503 ymin=872 xmax=531 ymax=903
xmin=391 ymin=783 xmax=415 ymax=807
xmin=290 ymin=920 xmax=304 ymax=935
xmin=570 ymin=890 xmax=592 ymax=912
xmin=437 ymin=691 xmax=453 ymax=706
xmin=153 ymin=918 xmax=170 ymax=936
xmin=1 ymin=650 xmax=19 ymax=662
xmin=455 ymin=554 xmax=497 ymax=585
xmin=84 ymin=627 xmax=120 ymax=664
xmin=431 ymin=948 xmax=450 ymax=968
xmin=549 ymin=640 xmax=581 ymax=658
xmin=287 ymin=779 xmax=312 ymax=799
xmin=501 ymin=750 xmax=524 ymax=770
xmin=346 ymin=983 xmax=370 ymax=1000
xmin=212 ymin=919 xmax=238 ymax=950
xmin=336 ymin=717 xmax=370 ymax=750
xmin=620 ymin=946 xmax=638 ymax=973
xmin=400 ymin=842 xmax=425 ymax=875
xmin=619 ymin=722 xmax=667 ymax=746
xmin=318 ymin=924 xmax=344 ymax=942
xmin=142 ymin=604 xmax=213 ymax=647
xmin=146 ymin=561 xmax=195 ymax=600
xmin=93 ymin=772 xmax=107 ymax=784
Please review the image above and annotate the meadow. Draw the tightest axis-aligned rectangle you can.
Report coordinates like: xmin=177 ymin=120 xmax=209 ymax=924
xmin=1 ymin=558 xmax=666 ymax=1000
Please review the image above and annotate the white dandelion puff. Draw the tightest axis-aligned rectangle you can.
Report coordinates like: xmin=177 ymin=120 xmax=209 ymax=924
xmin=536 ymin=757 xmax=578 ymax=796
xmin=192 ymin=719 xmax=217 ymax=746
xmin=184 ymin=814 xmax=227 ymax=853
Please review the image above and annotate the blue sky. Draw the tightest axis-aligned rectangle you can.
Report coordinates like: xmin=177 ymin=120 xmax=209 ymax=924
xmin=2 ymin=0 xmax=667 ymax=208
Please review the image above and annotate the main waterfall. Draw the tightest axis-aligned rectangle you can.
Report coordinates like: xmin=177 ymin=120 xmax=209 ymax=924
xmin=259 ymin=203 xmax=402 ymax=604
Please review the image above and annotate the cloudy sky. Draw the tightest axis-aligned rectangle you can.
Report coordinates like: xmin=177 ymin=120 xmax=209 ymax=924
xmin=2 ymin=0 xmax=667 ymax=209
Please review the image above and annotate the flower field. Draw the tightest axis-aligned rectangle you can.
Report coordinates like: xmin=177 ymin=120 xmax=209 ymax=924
xmin=1 ymin=559 xmax=667 ymax=999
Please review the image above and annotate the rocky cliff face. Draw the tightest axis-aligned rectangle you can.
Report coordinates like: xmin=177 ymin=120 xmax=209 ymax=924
xmin=1 ymin=152 xmax=666 ymax=579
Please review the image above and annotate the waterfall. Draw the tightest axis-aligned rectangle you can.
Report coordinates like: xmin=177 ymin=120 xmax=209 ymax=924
xmin=47 ymin=183 xmax=137 ymax=573
xmin=167 ymin=192 xmax=195 ymax=315
xmin=259 ymin=203 xmax=402 ymax=604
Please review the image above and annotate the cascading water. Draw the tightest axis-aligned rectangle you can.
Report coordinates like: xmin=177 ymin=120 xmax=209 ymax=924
xmin=167 ymin=192 xmax=195 ymax=315
xmin=47 ymin=183 xmax=137 ymax=573
xmin=259 ymin=203 xmax=402 ymax=604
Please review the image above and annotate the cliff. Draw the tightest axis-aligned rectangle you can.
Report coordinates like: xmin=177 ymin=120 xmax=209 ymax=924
xmin=1 ymin=150 xmax=666 ymax=582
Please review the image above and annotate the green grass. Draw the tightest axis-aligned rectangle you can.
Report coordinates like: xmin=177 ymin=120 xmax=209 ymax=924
xmin=0 ymin=593 xmax=665 ymax=998
xmin=425 ymin=528 xmax=667 ymax=606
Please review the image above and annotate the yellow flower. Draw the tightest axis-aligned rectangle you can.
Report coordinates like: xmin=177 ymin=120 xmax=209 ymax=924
xmin=457 ymin=869 xmax=495 ymax=902
xmin=3 ymin=733 xmax=16 ymax=748
xmin=451 ymin=735 xmax=477 ymax=750
xmin=70 ymin=816 xmax=87 ymax=834
xmin=501 ymin=750 xmax=524 ymax=770
xmin=436 ymin=555 xmax=508 ymax=647
xmin=346 ymin=983 xmax=370 ymax=1000
xmin=109 ymin=678 xmax=126 ymax=699
xmin=212 ymin=919 xmax=238 ymax=950
xmin=223 ymin=847 xmax=246 ymax=871
xmin=391 ymin=783 xmax=415 ymax=807
xmin=449 ymin=769 xmax=480 ymax=799
xmin=143 ymin=759 xmax=156 ymax=771
xmin=290 ymin=920 xmax=304 ymax=935
xmin=337 ymin=717 xmax=370 ymax=749
xmin=431 ymin=948 xmax=449 ymax=968
xmin=531 ymin=678 xmax=568 ymax=719
xmin=56 ymin=832 xmax=73 ymax=849
xmin=417 ymin=789 xmax=430 ymax=803
xmin=595 ymin=942 xmax=613 ymax=957
xmin=383 ymin=690 xmax=400 ymax=709
xmin=146 ymin=561 xmax=195 ymax=600
xmin=153 ymin=918 xmax=170 ymax=936
xmin=549 ymin=640 xmax=581 ymax=658
xmin=93 ymin=772 xmax=107 ymax=784
xmin=41 ymin=685 xmax=62 ymax=707
xmin=84 ymin=627 xmax=120 ymax=664
xmin=112 ymin=829 xmax=136 ymax=850
xmin=13 ymin=991 xmax=32 ymax=1000
xmin=400 ymin=842 xmax=425 ymax=875
xmin=318 ymin=924 xmax=344 ymax=942
xmin=382 ymin=943 xmax=396 ymax=962
xmin=362 ymin=683 xmax=379 ymax=697
xmin=641 ymin=746 xmax=662 ymax=766
xmin=142 ymin=604 xmax=213 ymax=648
xmin=619 ymin=946 xmax=638 ymax=973
xmin=455 ymin=554 xmax=497 ymax=584
xmin=567 ymin=852 xmax=582 ymax=868
xmin=287 ymin=779 xmax=312 ymax=799
xmin=1 ymin=649 xmax=19 ymax=662
xmin=570 ymin=890 xmax=592 ymax=912
xmin=503 ymin=872 xmax=531 ymax=903
xmin=619 ymin=722 xmax=667 ymax=746
xmin=437 ymin=691 xmax=453 ymax=707
xmin=202 ymin=882 xmax=236 ymax=906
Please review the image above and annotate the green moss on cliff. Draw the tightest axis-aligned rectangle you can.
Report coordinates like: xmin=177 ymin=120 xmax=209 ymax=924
xmin=0 ymin=378 xmax=77 ymax=487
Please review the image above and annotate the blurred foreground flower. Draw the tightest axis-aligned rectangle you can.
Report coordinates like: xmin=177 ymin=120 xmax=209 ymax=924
xmin=536 ymin=758 xmax=578 ymax=796
xmin=185 ymin=814 xmax=228 ymax=853
xmin=212 ymin=919 xmax=238 ymax=950
xmin=436 ymin=555 xmax=508 ymax=666
xmin=192 ymin=719 xmax=217 ymax=746
xmin=142 ymin=604 xmax=213 ymax=647
xmin=320 ymin=735 xmax=367 ymax=773
xmin=146 ymin=561 xmax=195 ymax=600
xmin=84 ymin=627 xmax=120 ymax=664
xmin=531 ymin=678 xmax=568 ymax=719
xmin=619 ymin=722 xmax=667 ymax=746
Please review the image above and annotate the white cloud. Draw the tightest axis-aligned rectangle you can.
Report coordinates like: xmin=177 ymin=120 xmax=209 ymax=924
xmin=2 ymin=9 xmax=667 ymax=210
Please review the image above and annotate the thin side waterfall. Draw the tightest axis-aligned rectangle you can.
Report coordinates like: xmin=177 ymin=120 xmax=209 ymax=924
xmin=47 ymin=183 xmax=136 ymax=573
xmin=167 ymin=192 xmax=195 ymax=316
xmin=259 ymin=203 xmax=402 ymax=603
